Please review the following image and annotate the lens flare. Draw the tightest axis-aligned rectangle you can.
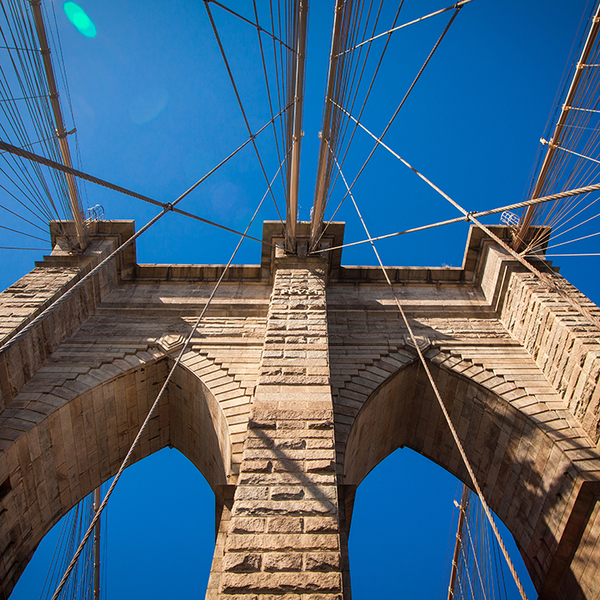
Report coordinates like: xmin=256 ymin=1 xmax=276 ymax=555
xmin=63 ymin=2 xmax=96 ymax=38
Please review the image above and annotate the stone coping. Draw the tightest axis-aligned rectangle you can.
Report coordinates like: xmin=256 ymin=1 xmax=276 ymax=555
xmin=45 ymin=220 xmax=551 ymax=285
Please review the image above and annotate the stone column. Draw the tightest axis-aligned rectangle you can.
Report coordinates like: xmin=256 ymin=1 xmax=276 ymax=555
xmin=208 ymin=255 xmax=347 ymax=599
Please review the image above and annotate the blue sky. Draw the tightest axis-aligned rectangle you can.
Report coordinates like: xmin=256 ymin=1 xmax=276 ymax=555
xmin=3 ymin=0 xmax=599 ymax=598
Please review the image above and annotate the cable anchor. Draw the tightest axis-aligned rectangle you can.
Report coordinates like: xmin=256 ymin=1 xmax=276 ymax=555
xmin=540 ymin=137 xmax=558 ymax=149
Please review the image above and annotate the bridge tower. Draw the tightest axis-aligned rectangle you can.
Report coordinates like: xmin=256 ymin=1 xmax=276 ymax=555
xmin=0 ymin=219 xmax=599 ymax=599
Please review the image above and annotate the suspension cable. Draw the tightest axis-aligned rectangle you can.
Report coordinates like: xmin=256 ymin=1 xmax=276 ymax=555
xmin=315 ymin=7 xmax=460 ymax=249
xmin=206 ymin=0 xmax=294 ymax=51
xmin=49 ymin=160 xmax=278 ymax=600
xmin=329 ymin=145 xmax=529 ymax=600
xmin=334 ymin=103 xmax=600 ymax=329
xmin=542 ymin=137 xmax=600 ymax=165
xmin=310 ymin=181 xmax=600 ymax=254
xmin=203 ymin=0 xmax=285 ymax=226
xmin=0 ymin=208 xmax=165 ymax=355
xmin=0 ymin=138 xmax=284 ymax=356
xmin=0 ymin=222 xmax=47 ymax=242
xmin=336 ymin=0 xmax=473 ymax=56
xmin=0 ymin=102 xmax=289 ymax=213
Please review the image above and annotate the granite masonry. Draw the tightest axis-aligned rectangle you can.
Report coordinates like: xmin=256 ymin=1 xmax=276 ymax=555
xmin=0 ymin=220 xmax=599 ymax=599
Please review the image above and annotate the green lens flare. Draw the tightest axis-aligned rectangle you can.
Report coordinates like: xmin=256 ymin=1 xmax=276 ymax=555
xmin=63 ymin=2 xmax=96 ymax=38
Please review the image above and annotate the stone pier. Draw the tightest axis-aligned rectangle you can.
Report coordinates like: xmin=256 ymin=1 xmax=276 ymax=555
xmin=208 ymin=256 xmax=346 ymax=599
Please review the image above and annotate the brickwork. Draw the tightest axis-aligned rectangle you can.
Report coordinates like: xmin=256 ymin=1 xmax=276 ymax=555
xmin=0 ymin=223 xmax=599 ymax=599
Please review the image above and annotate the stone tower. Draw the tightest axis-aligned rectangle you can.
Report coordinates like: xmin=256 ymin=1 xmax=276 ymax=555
xmin=0 ymin=220 xmax=599 ymax=599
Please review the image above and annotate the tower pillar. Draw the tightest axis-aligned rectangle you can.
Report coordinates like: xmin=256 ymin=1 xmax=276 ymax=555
xmin=207 ymin=253 xmax=347 ymax=599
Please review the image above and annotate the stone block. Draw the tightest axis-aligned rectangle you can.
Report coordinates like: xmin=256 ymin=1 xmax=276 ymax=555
xmin=270 ymin=486 xmax=305 ymax=501
xmin=303 ymin=517 xmax=339 ymax=533
xmin=222 ymin=552 xmax=262 ymax=573
xmin=236 ymin=486 xmax=269 ymax=501
xmin=233 ymin=500 xmax=337 ymax=517
xmin=225 ymin=533 xmax=340 ymax=553
xmin=263 ymin=552 xmax=303 ymax=572
xmin=304 ymin=552 xmax=341 ymax=571
xmin=219 ymin=572 xmax=342 ymax=594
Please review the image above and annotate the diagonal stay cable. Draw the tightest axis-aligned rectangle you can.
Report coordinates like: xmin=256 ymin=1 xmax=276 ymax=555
xmin=0 ymin=199 xmax=48 ymax=232
xmin=0 ymin=139 xmax=267 ymax=245
xmin=204 ymin=0 xmax=285 ymax=226
xmin=315 ymin=7 xmax=460 ymax=249
xmin=206 ymin=0 xmax=295 ymax=52
xmin=48 ymin=158 xmax=280 ymax=600
xmin=336 ymin=0 xmax=473 ymax=56
xmin=0 ymin=208 xmax=165 ymax=355
xmin=338 ymin=104 xmax=600 ymax=329
xmin=310 ymin=181 xmax=600 ymax=254
xmin=532 ymin=252 xmax=600 ymax=257
xmin=542 ymin=229 xmax=600 ymax=250
xmin=541 ymin=138 xmax=600 ymax=166
xmin=329 ymin=145 xmax=529 ymax=600
xmin=0 ymin=245 xmax=48 ymax=250
xmin=0 ymin=222 xmax=48 ymax=241
xmin=544 ymin=204 xmax=600 ymax=243
xmin=0 ymin=136 xmax=284 ymax=355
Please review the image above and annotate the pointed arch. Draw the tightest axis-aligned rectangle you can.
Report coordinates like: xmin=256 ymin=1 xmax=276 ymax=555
xmin=0 ymin=357 xmax=230 ymax=599
xmin=343 ymin=357 xmax=600 ymax=596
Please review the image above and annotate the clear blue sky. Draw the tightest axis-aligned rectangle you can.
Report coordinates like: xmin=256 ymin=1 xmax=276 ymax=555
xmin=3 ymin=0 xmax=599 ymax=598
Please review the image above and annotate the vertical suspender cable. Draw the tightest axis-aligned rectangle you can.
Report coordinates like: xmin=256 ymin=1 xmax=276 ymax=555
xmin=93 ymin=487 xmax=100 ymax=600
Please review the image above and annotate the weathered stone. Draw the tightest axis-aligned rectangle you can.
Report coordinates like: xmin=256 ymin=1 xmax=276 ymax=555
xmin=231 ymin=517 xmax=266 ymax=534
xmin=225 ymin=533 xmax=340 ymax=553
xmin=233 ymin=500 xmax=337 ymax=517
xmin=219 ymin=572 xmax=342 ymax=594
xmin=270 ymin=486 xmax=305 ymax=501
xmin=304 ymin=552 xmax=341 ymax=572
xmin=267 ymin=517 xmax=303 ymax=534
xmin=304 ymin=517 xmax=339 ymax=534
xmin=263 ymin=552 xmax=303 ymax=572
xmin=223 ymin=553 xmax=262 ymax=572
xmin=1 ymin=223 xmax=600 ymax=600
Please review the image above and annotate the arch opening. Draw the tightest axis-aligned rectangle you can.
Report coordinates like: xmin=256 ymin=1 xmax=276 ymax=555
xmin=348 ymin=446 xmax=537 ymax=599
xmin=0 ymin=358 xmax=231 ymax=599
xmin=342 ymin=358 xmax=587 ymax=597
xmin=9 ymin=447 xmax=216 ymax=599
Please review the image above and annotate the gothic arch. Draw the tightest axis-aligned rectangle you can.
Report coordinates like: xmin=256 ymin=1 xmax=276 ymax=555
xmin=0 ymin=357 xmax=230 ymax=600
xmin=343 ymin=357 xmax=600 ymax=596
